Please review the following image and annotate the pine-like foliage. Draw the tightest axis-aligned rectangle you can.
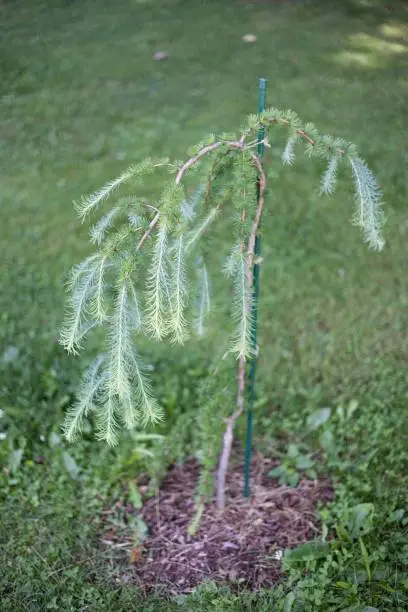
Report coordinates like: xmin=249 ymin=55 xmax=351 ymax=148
xmin=282 ymin=134 xmax=299 ymax=166
xmin=145 ymin=221 xmax=172 ymax=340
xmin=60 ymin=106 xmax=385 ymax=445
xmin=349 ymin=157 xmax=385 ymax=250
xmin=169 ymin=234 xmax=188 ymax=343
xmin=107 ymin=283 xmax=134 ymax=402
xmin=193 ymin=257 xmax=211 ymax=337
xmin=185 ymin=208 xmax=219 ymax=252
xmin=63 ymin=355 xmax=106 ymax=442
xmin=59 ymin=255 xmax=101 ymax=354
xmin=90 ymin=207 xmax=120 ymax=245
xmin=75 ymin=158 xmax=168 ymax=221
xmin=224 ymin=245 xmax=253 ymax=360
xmin=320 ymin=157 xmax=339 ymax=196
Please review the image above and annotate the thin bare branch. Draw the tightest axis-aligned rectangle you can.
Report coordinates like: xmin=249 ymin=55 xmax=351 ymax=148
xmin=136 ymin=212 xmax=160 ymax=252
xmin=175 ymin=140 xmax=249 ymax=185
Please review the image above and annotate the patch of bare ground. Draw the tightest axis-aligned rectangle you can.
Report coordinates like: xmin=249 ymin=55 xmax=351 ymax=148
xmin=100 ymin=455 xmax=333 ymax=595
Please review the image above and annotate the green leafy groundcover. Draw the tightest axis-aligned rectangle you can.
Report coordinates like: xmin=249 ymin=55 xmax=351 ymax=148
xmin=1 ymin=361 xmax=408 ymax=610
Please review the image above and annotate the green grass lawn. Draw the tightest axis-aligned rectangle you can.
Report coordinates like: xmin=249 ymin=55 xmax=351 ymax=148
xmin=1 ymin=0 xmax=408 ymax=609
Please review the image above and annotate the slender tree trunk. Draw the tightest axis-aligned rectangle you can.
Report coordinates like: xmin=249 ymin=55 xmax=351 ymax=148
xmin=215 ymin=153 xmax=267 ymax=510
xmin=216 ymin=356 xmax=246 ymax=510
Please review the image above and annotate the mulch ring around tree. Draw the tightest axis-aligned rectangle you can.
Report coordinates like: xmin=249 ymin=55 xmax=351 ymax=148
xmin=100 ymin=455 xmax=333 ymax=595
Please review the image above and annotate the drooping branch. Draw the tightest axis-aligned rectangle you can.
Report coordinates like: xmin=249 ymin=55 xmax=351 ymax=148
xmin=175 ymin=142 xmax=225 ymax=184
xmin=132 ymin=140 xmax=247 ymax=256
xmin=137 ymin=126 xmax=340 ymax=256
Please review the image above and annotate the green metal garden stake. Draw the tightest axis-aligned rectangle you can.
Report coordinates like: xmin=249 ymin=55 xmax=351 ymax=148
xmin=244 ymin=78 xmax=267 ymax=498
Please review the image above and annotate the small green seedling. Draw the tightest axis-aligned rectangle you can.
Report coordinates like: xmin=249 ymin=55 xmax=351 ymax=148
xmin=268 ymin=443 xmax=317 ymax=487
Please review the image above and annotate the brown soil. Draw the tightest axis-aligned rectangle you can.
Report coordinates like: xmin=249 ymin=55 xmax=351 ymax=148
xmin=100 ymin=455 xmax=333 ymax=595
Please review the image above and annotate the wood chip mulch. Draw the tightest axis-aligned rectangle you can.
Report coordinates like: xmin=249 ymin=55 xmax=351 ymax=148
xmin=101 ymin=455 xmax=333 ymax=595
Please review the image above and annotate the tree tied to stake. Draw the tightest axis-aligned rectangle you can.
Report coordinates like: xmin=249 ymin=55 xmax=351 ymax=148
xmin=59 ymin=107 xmax=385 ymax=509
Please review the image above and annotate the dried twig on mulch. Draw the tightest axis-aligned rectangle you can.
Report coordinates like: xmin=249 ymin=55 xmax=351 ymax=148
xmin=101 ymin=455 xmax=332 ymax=594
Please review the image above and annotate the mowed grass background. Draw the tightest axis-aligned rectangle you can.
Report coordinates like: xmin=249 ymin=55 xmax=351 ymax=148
xmin=1 ymin=0 xmax=408 ymax=609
